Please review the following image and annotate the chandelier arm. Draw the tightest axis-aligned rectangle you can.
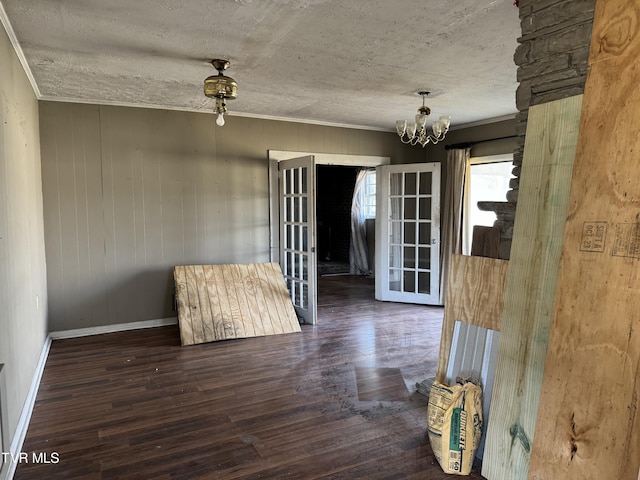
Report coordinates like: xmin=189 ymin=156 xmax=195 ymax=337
xmin=396 ymin=123 xmax=450 ymax=146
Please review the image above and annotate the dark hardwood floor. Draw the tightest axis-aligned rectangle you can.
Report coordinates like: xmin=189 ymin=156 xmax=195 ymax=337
xmin=15 ymin=275 xmax=485 ymax=479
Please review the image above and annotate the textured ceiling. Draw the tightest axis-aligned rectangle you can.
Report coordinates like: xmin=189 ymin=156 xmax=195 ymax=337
xmin=0 ymin=0 xmax=521 ymax=131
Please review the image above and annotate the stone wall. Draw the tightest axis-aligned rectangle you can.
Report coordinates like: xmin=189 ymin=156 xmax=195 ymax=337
xmin=486 ymin=0 xmax=596 ymax=259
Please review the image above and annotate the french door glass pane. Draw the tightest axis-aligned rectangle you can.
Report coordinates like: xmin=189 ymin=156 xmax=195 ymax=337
xmin=419 ymin=172 xmax=432 ymax=194
xmin=405 ymin=172 xmax=417 ymax=195
xmin=286 ymin=197 xmax=292 ymax=222
xmin=390 ymin=173 xmax=402 ymax=195
xmin=301 ymin=167 xmax=308 ymax=193
xmin=293 ymin=197 xmax=300 ymax=222
xmin=390 ymin=221 xmax=402 ymax=244
xmin=418 ymin=272 xmax=431 ymax=294
xmin=404 ymin=198 xmax=417 ymax=220
xmin=302 ymin=197 xmax=308 ymax=222
xmin=389 ymin=245 xmax=401 ymax=268
xmin=404 ymin=223 xmax=416 ymax=245
xmin=419 ymin=197 xmax=432 ymax=220
xmin=389 ymin=269 xmax=401 ymax=291
xmin=404 ymin=246 xmax=415 ymax=268
xmin=418 ymin=247 xmax=431 ymax=269
xmin=285 ymin=169 xmax=292 ymax=191
xmin=403 ymin=270 xmax=415 ymax=293
xmin=293 ymin=168 xmax=300 ymax=194
xmin=302 ymin=253 xmax=308 ymax=281
xmin=390 ymin=198 xmax=402 ymax=219
xmin=419 ymin=222 xmax=431 ymax=245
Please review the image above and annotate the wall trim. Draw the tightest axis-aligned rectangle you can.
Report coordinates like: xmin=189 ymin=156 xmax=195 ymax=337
xmin=38 ymin=96 xmax=392 ymax=132
xmin=50 ymin=317 xmax=178 ymax=340
xmin=1 ymin=335 xmax=51 ymax=480
xmin=0 ymin=2 xmax=41 ymax=99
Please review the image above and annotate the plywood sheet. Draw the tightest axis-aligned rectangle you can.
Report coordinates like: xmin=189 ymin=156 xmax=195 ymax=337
xmin=482 ymin=95 xmax=583 ymax=480
xmin=174 ymin=263 xmax=301 ymax=346
xmin=528 ymin=2 xmax=640 ymax=478
xmin=435 ymin=254 xmax=509 ymax=384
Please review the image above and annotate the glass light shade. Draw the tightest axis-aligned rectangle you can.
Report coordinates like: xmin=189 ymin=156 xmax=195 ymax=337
xmin=415 ymin=113 xmax=427 ymax=129
xmin=439 ymin=115 xmax=451 ymax=130
xmin=216 ymin=112 xmax=225 ymax=126
xmin=396 ymin=120 xmax=407 ymax=136
xmin=432 ymin=121 xmax=443 ymax=137
xmin=407 ymin=123 xmax=417 ymax=138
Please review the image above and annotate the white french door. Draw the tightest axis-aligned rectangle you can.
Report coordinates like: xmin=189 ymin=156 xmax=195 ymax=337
xmin=375 ymin=162 xmax=441 ymax=304
xmin=278 ymin=156 xmax=317 ymax=324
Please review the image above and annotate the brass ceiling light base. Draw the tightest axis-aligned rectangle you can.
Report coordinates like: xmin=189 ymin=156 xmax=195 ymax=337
xmin=211 ymin=59 xmax=230 ymax=72
xmin=204 ymin=59 xmax=238 ymax=126
xmin=416 ymin=91 xmax=431 ymax=116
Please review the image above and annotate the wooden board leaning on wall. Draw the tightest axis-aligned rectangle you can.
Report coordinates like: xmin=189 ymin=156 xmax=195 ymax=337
xmin=482 ymin=94 xmax=583 ymax=480
xmin=174 ymin=263 xmax=301 ymax=346
xmin=528 ymin=1 xmax=640 ymax=478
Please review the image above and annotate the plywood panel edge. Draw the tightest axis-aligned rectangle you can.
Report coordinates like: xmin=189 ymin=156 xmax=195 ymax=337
xmin=173 ymin=266 xmax=194 ymax=346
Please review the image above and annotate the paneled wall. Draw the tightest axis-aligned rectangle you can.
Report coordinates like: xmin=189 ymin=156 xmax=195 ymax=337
xmin=0 ymin=21 xmax=48 ymax=452
xmin=39 ymin=102 xmax=421 ymax=331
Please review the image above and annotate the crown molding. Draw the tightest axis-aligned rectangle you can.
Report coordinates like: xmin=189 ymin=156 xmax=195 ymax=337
xmin=450 ymin=113 xmax=517 ymax=131
xmin=0 ymin=1 xmax=41 ymax=98
xmin=38 ymin=95 xmax=391 ymax=132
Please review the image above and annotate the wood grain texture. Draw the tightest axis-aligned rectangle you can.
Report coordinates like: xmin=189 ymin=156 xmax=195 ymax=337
xmin=435 ymin=254 xmax=509 ymax=383
xmin=482 ymin=95 xmax=583 ymax=480
xmin=529 ymin=2 xmax=640 ymax=479
xmin=15 ymin=276 xmax=485 ymax=480
xmin=174 ymin=263 xmax=301 ymax=346
xmin=471 ymin=226 xmax=501 ymax=258
xmin=173 ymin=266 xmax=193 ymax=345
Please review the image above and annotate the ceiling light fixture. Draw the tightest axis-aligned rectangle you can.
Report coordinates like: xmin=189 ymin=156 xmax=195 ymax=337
xmin=395 ymin=91 xmax=451 ymax=147
xmin=204 ymin=59 xmax=238 ymax=127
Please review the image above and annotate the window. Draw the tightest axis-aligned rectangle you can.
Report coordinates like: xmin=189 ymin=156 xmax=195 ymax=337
xmin=361 ymin=170 xmax=376 ymax=218
xmin=464 ymin=156 xmax=513 ymax=253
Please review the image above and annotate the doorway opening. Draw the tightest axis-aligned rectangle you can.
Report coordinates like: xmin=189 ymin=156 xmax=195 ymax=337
xmin=316 ymin=165 xmax=376 ymax=278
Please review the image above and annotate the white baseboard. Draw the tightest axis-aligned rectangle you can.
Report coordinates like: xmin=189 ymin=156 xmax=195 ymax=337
xmin=50 ymin=317 xmax=178 ymax=340
xmin=2 ymin=334 xmax=51 ymax=480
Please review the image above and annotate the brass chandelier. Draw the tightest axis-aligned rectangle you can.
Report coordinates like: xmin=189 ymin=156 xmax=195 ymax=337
xmin=395 ymin=91 xmax=451 ymax=147
xmin=204 ymin=59 xmax=238 ymax=126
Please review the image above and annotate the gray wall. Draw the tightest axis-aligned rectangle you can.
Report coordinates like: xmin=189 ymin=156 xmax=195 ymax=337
xmin=39 ymin=102 xmax=423 ymax=331
xmin=425 ymin=118 xmax=517 ymax=164
xmin=0 ymin=22 xmax=48 ymax=450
